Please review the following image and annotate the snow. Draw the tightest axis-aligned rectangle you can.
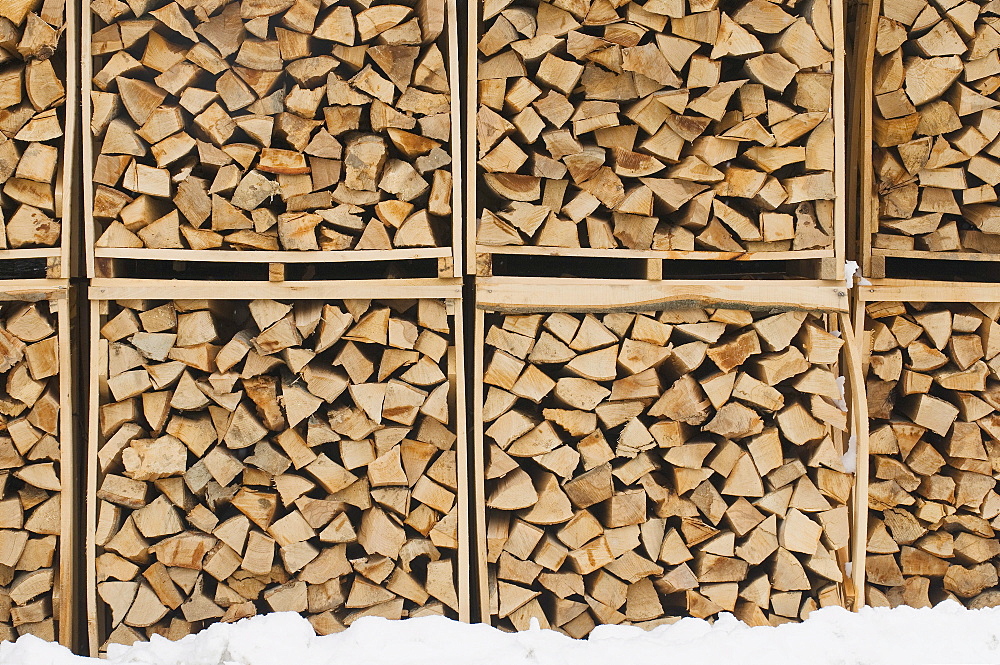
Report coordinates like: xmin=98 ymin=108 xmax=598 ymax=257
xmin=4 ymin=603 xmax=1000 ymax=665
xmin=844 ymin=261 xmax=872 ymax=288
xmin=842 ymin=433 xmax=858 ymax=474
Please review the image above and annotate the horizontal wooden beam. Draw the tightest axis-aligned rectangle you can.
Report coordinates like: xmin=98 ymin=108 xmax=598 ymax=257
xmin=859 ymin=280 xmax=1000 ymax=303
xmin=872 ymin=250 xmax=1000 ymax=263
xmin=90 ymin=279 xmax=463 ymax=301
xmin=0 ymin=249 xmax=64 ymax=260
xmin=476 ymin=278 xmax=849 ymax=313
xmin=478 ymin=247 xmax=835 ymax=262
xmin=0 ymin=279 xmax=69 ymax=300
xmin=94 ymin=247 xmax=453 ymax=263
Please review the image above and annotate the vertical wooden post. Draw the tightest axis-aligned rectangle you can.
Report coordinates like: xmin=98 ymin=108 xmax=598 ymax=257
xmin=841 ymin=308 xmax=869 ymax=610
xmin=471 ymin=307 xmax=488 ymax=622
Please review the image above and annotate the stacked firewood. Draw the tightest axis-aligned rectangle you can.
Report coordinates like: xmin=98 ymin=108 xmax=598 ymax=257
xmin=90 ymin=0 xmax=453 ymax=252
xmin=482 ymin=305 xmax=850 ymax=636
xmin=95 ymin=297 xmax=458 ymax=649
xmin=871 ymin=1 xmax=1000 ymax=254
xmin=865 ymin=300 xmax=1000 ymax=608
xmin=0 ymin=0 xmax=66 ymax=248
xmin=476 ymin=0 xmax=836 ymax=252
xmin=0 ymin=299 xmax=63 ymax=641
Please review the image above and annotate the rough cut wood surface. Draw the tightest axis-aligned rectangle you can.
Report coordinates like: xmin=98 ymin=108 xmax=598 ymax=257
xmin=475 ymin=0 xmax=836 ymax=253
xmin=864 ymin=299 xmax=1000 ymax=609
xmin=0 ymin=0 xmax=66 ymax=249
xmin=94 ymin=297 xmax=458 ymax=650
xmin=482 ymin=305 xmax=850 ymax=636
xmin=90 ymin=0 xmax=453 ymax=252
xmin=870 ymin=0 xmax=1000 ymax=255
xmin=0 ymin=299 xmax=62 ymax=641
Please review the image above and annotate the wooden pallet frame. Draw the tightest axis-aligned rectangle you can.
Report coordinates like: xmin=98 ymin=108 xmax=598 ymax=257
xmin=82 ymin=0 xmax=464 ymax=281
xmin=85 ymin=279 xmax=469 ymax=654
xmin=851 ymin=279 xmax=1000 ymax=607
xmin=471 ymin=277 xmax=866 ymax=627
xmin=854 ymin=0 xmax=1000 ymax=278
xmin=465 ymin=5 xmax=847 ymax=280
xmin=0 ymin=280 xmax=76 ymax=647
xmin=0 ymin=4 xmax=76 ymax=280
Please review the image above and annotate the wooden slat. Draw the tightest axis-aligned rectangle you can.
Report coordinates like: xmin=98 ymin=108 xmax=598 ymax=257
xmin=471 ymin=307 xmax=489 ymax=622
xmin=452 ymin=297 xmax=470 ymax=621
xmin=477 ymin=247 xmax=836 ymax=261
xmin=477 ymin=278 xmax=849 ymax=313
xmin=855 ymin=0 xmax=881 ymax=280
xmin=90 ymin=279 xmax=462 ymax=301
xmin=858 ymin=280 xmax=1000 ymax=303
xmin=86 ymin=299 xmax=104 ymax=655
xmin=94 ymin=248 xmax=453 ymax=264
xmin=841 ymin=309 xmax=869 ymax=610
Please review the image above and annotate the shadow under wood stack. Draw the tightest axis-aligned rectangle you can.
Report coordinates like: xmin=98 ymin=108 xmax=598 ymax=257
xmin=89 ymin=285 xmax=465 ymax=653
xmin=472 ymin=0 xmax=843 ymax=277
xmin=859 ymin=285 xmax=1000 ymax=609
xmin=86 ymin=0 xmax=459 ymax=277
xmin=860 ymin=0 xmax=1000 ymax=277
xmin=0 ymin=284 xmax=72 ymax=645
xmin=0 ymin=0 xmax=73 ymax=277
xmin=476 ymin=280 xmax=856 ymax=636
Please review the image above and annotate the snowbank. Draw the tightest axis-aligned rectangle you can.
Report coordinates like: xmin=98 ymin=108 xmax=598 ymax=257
xmin=2 ymin=602 xmax=1000 ymax=665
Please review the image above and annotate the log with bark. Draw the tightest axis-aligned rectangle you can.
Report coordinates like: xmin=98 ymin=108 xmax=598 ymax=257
xmin=0 ymin=297 xmax=64 ymax=641
xmin=89 ymin=0 xmax=453 ymax=254
xmin=93 ymin=296 xmax=459 ymax=650
xmin=481 ymin=304 xmax=851 ymax=636
xmin=864 ymin=298 xmax=1000 ymax=609
xmin=0 ymin=0 xmax=67 ymax=250
xmin=868 ymin=1 xmax=1000 ymax=256
xmin=475 ymin=0 xmax=837 ymax=254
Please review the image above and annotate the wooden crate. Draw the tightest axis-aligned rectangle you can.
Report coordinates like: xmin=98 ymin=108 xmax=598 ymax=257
xmin=0 ymin=281 xmax=75 ymax=647
xmin=0 ymin=3 xmax=77 ymax=279
xmin=854 ymin=281 xmax=1000 ymax=609
xmin=856 ymin=0 xmax=1000 ymax=279
xmin=472 ymin=278 xmax=865 ymax=634
xmin=467 ymin=1 xmax=847 ymax=280
xmin=82 ymin=0 xmax=463 ymax=281
xmin=86 ymin=279 xmax=468 ymax=654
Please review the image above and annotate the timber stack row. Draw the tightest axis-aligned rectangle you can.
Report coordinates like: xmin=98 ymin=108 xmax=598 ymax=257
xmin=84 ymin=0 xmax=460 ymax=278
xmin=859 ymin=0 xmax=1000 ymax=276
xmin=0 ymin=288 xmax=72 ymax=645
xmin=0 ymin=0 xmax=994 ymax=657
xmin=476 ymin=284 xmax=853 ymax=635
xmin=857 ymin=284 xmax=1000 ymax=611
xmin=0 ymin=0 xmax=74 ymax=276
xmin=470 ymin=0 xmax=845 ymax=278
xmin=89 ymin=289 xmax=465 ymax=650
